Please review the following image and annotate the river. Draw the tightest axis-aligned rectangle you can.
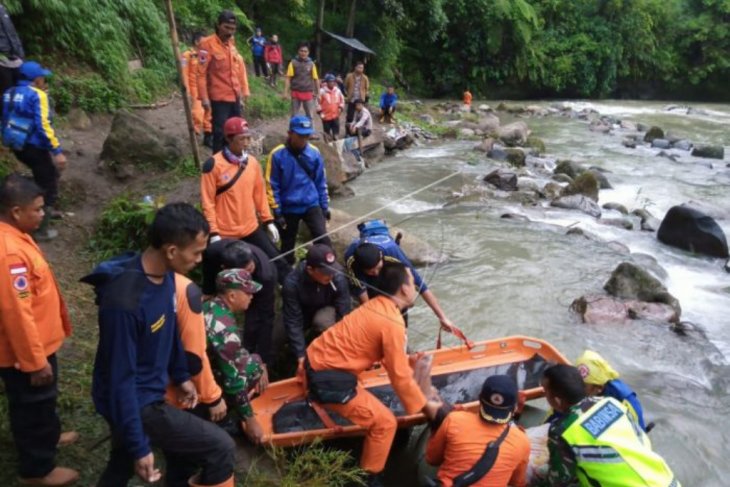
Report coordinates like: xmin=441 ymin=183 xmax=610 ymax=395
xmin=335 ymin=100 xmax=730 ymax=486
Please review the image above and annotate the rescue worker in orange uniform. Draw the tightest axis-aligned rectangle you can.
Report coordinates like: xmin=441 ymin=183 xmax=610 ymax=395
xmin=303 ymin=261 xmax=442 ymax=487
xmin=426 ymin=374 xmax=531 ymax=487
xmin=181 ymin=32 xmax=213 ymax=147
xmin=463 ymin=89 xmax=472 ymax=107
xmin=0 ymin=173 xmax=78 ymax=486
xmin=200 ymin=116 xmax=290 ymax=282
xmin=163 ymin=273 xmax=228 ymax=486
xmin=198 ymin=11 xmax=250 ymax=153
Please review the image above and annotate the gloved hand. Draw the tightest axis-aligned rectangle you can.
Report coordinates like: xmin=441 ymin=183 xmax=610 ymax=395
xmin=209 ymin=234 xmax=222 ymax=244
xmin=275 ymin=215 xmax=287 ymax=230
xmin=323 ymin=208 xmax=331 ymax=221
xmin=267 ymin=222 xmax=280 ymax=243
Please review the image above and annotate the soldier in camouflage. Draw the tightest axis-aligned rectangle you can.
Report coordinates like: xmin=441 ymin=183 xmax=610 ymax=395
xmin=204 ymin=268 xmax=268 ymax=444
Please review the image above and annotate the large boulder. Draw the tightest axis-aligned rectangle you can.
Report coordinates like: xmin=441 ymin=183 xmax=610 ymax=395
xmin=657 ymin=205 xmax=729 ymax=257
xmin=483 ymin=168 xmax=518 ymax=191
xmin=551 ymin=195 xmax=601 ymax=217
xmin=311 ymin=140 xmax=347 ymax=192
xmin=691 ymin=145 xmax=725 ymax=160
xmin=561 ymin=172 xmax=599 ymax=202
xmin=554 ymin=160 xmax=583 ymax=179
xmin=100 ymin=111 xmax=184 ymax=172
xmin=643 ymin=126 xmax=664 ymax=143
xmin=672 ymin=140 xmax=692 ymax=151
xmin=571 ymin=295 xmax=679 ymax=324
xmin=327 ymin=209 xmax=446 ymax=266
xmin=603 ymin=262 xmax=681 ymax=316
xmin=497 ymin=121 xmax=530 ymax=146
xmin=586 ymin=169 xmax=612 ymax=189
xmin=504 ymin=148 xmax=527 ymax=167
xmin=525 ymin=136 xmax=546 ymax=155
xmin=651 ymin=138 xmax=671 ymax=149
xmin=67 ymin=108 xmax=91 ymax=131
xmin=478 ymin=113 xmax=501 ymax=133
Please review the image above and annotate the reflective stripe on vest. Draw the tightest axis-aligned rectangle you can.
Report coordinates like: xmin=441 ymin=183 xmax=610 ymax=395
xmin=562 ymin=397 xmax=679 ymax=487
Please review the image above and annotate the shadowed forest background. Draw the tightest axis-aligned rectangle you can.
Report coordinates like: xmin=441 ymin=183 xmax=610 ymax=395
xmin=3 ymin=0 xmax=729 ymax=117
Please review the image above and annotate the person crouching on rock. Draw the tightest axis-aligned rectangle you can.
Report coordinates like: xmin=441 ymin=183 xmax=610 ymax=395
xmin=204 ymin=268 xmax=268 ymax=444
xmin=200 ymin=116 xmax=291 ymax=282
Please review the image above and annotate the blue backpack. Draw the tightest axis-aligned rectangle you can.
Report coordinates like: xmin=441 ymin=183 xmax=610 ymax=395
xmin=2 ymin=88 xmax=34 ymax=151
xmin=357 ymin=219 xmax=402 ymax=246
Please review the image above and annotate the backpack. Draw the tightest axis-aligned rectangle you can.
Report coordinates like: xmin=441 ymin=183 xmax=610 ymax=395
xmin=2 ymin=88 xmax=34 ymax=151
xmin=357 ymin=219 xmax=402 ymax=246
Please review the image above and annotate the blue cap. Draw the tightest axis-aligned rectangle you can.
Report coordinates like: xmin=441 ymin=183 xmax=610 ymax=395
xmin=479 ymin=375 xmax=518 ymax=424
xmin=289 ymin=115 xmax=314 ymax=136
xmin=19 ymin=61 xmax=52 ymax=80
xmin=324 ymin=73 xmax=336 ymax=82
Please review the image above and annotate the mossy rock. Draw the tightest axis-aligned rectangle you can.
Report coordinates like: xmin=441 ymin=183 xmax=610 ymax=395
xmin=554 ymin=159 xmax=583 ymax=179
xmin=561 ymin=172 xmax=599 ymax=202
xmin=643 ymin=126 xmax=664 ymax=143
xmin=552 ymin=173 xmax=574 ymax=184
xmin=496 ymin=102 xmax=508 ymax=111
xmin=526 ymin=136 xmax=546 ymax=155
xmin=504 ymin=148 xmax=526 ymax=167
xmin=604 ymin=262 xmax=681 ymax=316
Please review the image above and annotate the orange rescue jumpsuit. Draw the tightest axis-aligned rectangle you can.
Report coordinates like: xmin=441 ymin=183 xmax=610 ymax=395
xmin=0 ymin=221 xmax=71 ymax=372
xmin=306 ymin=295 xmax=427 ymax=473
xmin=165 ymin=274 xmax=222 ymax=408
xmin=181 ymin=49 xmax=212 ymax=135
xmin=425 ymin=411 xmax=531 ymax=487
xmin=463 ymin=90 xmax=473 ymax=106
xmin=200 ymin=152 xmax=273 ymax=239
xmin=197 ymin=35 xmax=250 ymax=104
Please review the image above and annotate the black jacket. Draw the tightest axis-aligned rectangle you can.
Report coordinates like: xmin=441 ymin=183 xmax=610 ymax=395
xmin=0 ymin=5 xmax=23 ymax=59
xmin=201 ymin=238 xmax=276 ymax=295
xmin=282 ymin=261 xmax=351 ymax=358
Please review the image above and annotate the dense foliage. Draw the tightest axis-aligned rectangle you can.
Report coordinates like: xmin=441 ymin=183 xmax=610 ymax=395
xmin=5 ymin=0 xmax=729 ymax=107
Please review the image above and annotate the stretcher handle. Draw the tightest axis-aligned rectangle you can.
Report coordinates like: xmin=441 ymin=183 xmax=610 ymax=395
xmin=436 ymin=325 xmax=475 ymax=350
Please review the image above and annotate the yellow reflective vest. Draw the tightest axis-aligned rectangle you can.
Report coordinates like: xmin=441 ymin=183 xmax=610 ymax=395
xmin=562 ymin=397 xmax=679 ymax=487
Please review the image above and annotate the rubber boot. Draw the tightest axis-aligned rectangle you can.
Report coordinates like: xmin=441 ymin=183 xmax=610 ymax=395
xmin=188 ymin=474 xmax=234 ymax=487
xmin=203 ymin=133 xmax=213 ymax=149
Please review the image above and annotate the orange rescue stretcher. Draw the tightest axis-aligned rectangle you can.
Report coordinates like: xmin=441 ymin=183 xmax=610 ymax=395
xmin=251 ymin=336 xmax=570 ymax=447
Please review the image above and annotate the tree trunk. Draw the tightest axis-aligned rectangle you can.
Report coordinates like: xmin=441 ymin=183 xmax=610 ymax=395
xmin=315 ymin=0 xmax=325 ymax=68
xmin=345 ymin=0 xmax=357 ymax=69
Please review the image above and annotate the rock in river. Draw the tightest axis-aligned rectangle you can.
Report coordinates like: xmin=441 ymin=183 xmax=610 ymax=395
xmin=691 ymin=145 xmax=725 ymax=160
xmin=554 ymin=160 xmax=583 ymax=179
xmin=483 ymin=168 xmax=518 ymax=191
xmin=551 ymin=195 xmax=601 ymax=217
xmin=643 ymin=126 xmax=664 ymax=143
xmin=657 ymin=205 xmax=729 ymax=258
xmin=561 ymin=172 xmax=600 ymax=202
xmin=571 ymin=295 xmax=679 ymax=324
xmin=603 ymin=261 xmax=681 ymax=316
xmin=651 ymin=138 xmax=671 ymax=149
xmin=603 ymin=202 xmax=629 ymax=215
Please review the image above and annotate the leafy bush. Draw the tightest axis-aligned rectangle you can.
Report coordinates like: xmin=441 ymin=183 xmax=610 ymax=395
xmin=87 ymin=195 xmax=159 ymax=261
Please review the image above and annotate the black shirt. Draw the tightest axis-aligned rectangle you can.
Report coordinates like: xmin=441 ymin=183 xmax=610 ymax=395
xmin=201 ymin=238 xmax=277 ymax=295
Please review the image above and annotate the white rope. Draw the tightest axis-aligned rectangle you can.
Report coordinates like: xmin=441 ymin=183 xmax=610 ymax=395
xmin=271 ymin=170 xmax=462 ymax=262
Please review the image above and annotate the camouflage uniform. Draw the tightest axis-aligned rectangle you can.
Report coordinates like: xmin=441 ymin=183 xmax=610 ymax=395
xmin=203 ymin=296 xmax=264 ymax=419
xmin=538 ymin=396 xmax=602 ymax=487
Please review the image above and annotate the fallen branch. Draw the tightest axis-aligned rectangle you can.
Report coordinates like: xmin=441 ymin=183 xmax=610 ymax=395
xmin=128 ymin=93 xmax=178 ymax=110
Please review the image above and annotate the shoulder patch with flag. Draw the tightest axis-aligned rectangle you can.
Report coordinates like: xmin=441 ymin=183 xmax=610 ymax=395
xmin=9 ymin=263 xmax=27 ymax=275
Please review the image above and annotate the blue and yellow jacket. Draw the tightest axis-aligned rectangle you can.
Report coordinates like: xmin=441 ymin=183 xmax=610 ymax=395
xmin=265 ymin=143 xmax=329 ymax=216
xmin=2 ymin=80 xmax=62 ymax=154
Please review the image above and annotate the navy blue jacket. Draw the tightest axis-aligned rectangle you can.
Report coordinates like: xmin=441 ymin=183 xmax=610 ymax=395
xmin=82 ymin=253 xmax=189 ymax=459
xmin=265 ymin=143 xmax=329 ymax=216
xmin=344 ymin=233 xmax=427 ymax=298
xmin=604 ymin=379 xmax=647 ymax=431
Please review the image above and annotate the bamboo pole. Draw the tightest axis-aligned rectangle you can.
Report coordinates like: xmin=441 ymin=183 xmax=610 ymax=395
xmin=163 ymin=0 xmax=201 ymax=169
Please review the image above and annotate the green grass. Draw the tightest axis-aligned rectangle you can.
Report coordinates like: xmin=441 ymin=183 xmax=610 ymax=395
xmin=246 ymin=76 xmax=290 ymax=120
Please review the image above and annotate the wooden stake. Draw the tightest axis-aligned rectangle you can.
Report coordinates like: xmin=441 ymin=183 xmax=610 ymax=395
xmin=163 ymin=0 xmax=201 ymax=169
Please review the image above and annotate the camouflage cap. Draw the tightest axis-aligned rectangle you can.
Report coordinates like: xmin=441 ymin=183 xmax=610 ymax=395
xmin=216 ymin=268 xmax=262 ymax=294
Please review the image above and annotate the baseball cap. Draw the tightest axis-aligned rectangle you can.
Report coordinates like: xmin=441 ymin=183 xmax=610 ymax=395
xmin=289 ymin=115 xmax=314 ymax=136
xmin=324 ymin=73 xmax=336 ymax=82
xmin=19 ymin=61 xmax=52 ymax=80
xmin=479 ymin=375 xmax=518 ymax=424
xmin=216 ymin=268 xmax=262 ymax=294
xmin=575 ymin=350 xmax=620 ymax=386
xmin=353 ymin=243 xmax=382 ymax=270
xmin=306 ymin=244 xmax=340 ymax=275
xmin=218 ymin=10 xmax=237 ymax=24
xmin=223 ymin=117 xmax=251 ymax=137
